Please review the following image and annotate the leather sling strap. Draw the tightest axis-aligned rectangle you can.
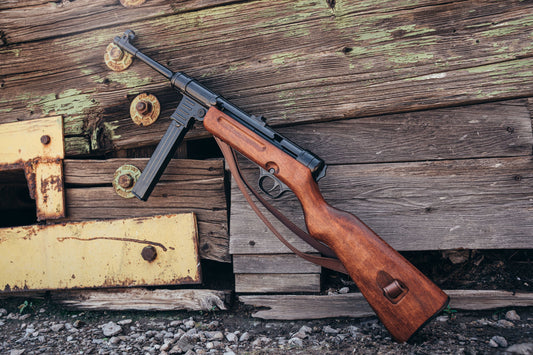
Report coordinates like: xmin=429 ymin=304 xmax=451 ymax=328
xmin=215 ymin=137 xmax=348 ymax=274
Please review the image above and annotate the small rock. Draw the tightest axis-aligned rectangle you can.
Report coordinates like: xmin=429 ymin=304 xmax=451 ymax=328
xmin=19 ymin=314 xmax=30 ymax=321
xmin=490 ymin=335 xmax=508 ymax=348
xmin=160 ymin=341 xmax=171 ymax=351
xmin=299 ymin=325 xmax=312 ymax=334
xmin=505 ymin=343 xmax=533 ymax=354
xmin=184 ymin=319 xmax=196 ymax=329
xmin=175 ymin=334 xmax=195 ymax=352
xmin=206 ymin=320 xmax=219 ymax=330
xmin=251 ymin=336 xmax=271 ymax=347
xmin=0 ymin=308 xmax=7 ymax=316
xmin=225 ymin=332 xmax=238 ymax=342
xmin=291 ymin=331 xmax=307 ymax=339
xmin=101 ymin=322 xmax=122 ymax=337
xmin=436 ymin=315 xmax=449 ymax=322
xmin=223 ymin=350 xmax=236 ymax=355
xmin=322 ymin=325 xmax=339 ymax=334
xmin=117 ymin=319 xmax=132 ymax=325
xmin=170 ymin=320 xmax=182 ymax=327
xmin=66 ymin=335 xmax=73 ymax=341
xmin=9 ymin=350 xmax=25 ymax=355
xmin=497 ymin=319 xmax=514 ymax=328
xmin=168 ymin=344 xmax=183 ymax=354
xmin=72 ymin=319 xmax=85 ymax=328
xmin=505 ymin=310 xmax=521 ymax=321
xmin=7 ymin=313 xmax=19 ymax=320
xmin=109 ymin=336 xmax=121 ymax=345
xmin=184 ymin=350 xmax=196 ymax=355
xmin=288 ymin=337 xmax=303 ymax=348
xmin=338 ymin=287 xmax=350 ymax=294
xmin=50 ymin=324 xmax=64 ymax=332
xmin=205 ymin=331 xmax=224 ymax=341
xmin=239 ymin=332 xmax=250 ymax=342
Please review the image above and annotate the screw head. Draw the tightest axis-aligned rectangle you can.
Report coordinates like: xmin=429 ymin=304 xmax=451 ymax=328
xmin=118 ymin=174 xmax=134 ymax=189
xmin=136 ymin=100 xmax=152 ymax=115
xmin=141 ymin=246 xmax=157 ymax=262
xmin=40 ymin=135 xmax=51 ymax=145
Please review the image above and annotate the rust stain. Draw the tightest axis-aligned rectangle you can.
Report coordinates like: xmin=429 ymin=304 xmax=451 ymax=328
xmin=56 ymin=236 xmax=168 ymax=251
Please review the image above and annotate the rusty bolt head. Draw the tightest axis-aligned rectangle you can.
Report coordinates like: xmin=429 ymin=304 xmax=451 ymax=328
xmin=135 ymin=100 xmax=152 ymax=115
xmin=40 ymin=135 xmax=51 ymax=145
xmin=118 ymin=174 xmax=134 ymax=189
xmin=141 ymin=246 xmax=157 ymax=262
xmin=109 ymin=46 xmax=124 ymax=61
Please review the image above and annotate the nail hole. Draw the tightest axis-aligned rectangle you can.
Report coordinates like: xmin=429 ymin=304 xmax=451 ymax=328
xmin=342 ymin=47 xmax=353 ymax=54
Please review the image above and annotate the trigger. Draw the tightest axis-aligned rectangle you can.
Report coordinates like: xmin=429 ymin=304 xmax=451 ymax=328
xmin=258 ymin=168 xmax=290 ymax=199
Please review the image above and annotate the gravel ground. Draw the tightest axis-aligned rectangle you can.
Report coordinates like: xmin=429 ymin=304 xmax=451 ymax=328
xmin=0 ymin=299 xmax=531 ymax=355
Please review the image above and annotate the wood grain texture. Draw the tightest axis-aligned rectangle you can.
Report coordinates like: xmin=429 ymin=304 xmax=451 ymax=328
xmin=52 ymin=288 xmax=230 ymax=311
xmin=62 ymin=158 xmax=229 ymax=262
xmin=0 ymin=0 xmax=531 ymax=155
xmin=231 ymin=156 xmax=533 ymax=253
xmin=235 ymin=274 xmax=320 ymax=293
xmin=274 ymin=99 xmax=533 ymax=165
xmin=239 ymin=290 xmax=533 ymax=320
xmin=233 ymin=254 xmax=321 ymax=274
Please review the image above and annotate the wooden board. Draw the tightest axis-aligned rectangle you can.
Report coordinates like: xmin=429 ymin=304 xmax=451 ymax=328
xmin=273 ymin=99 xmax=533 ymax=165
xmin=0 ymin=1 xmax=531 ymax=156
xmin=63 ymin=158 xmax=229 ymax=262
xmin=233 ymin=254 xmax=321 ymax=274
xmin=0 ymin=213 xmax=200 ymax=292
xmin=235 ymin=274 xmax=320 ymax=293
xmin=52 ymin=288 xmax=229 ymax=311
xmin=231 ymin=156 xmax=533 ymax=253
xmin=240 ymin=290 xmax=533 ymax=320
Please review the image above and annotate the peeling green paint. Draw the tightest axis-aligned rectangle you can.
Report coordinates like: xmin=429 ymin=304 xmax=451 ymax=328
xmin=103 ymin=121 xmax=122 ymax=141
xmin=271 ymin=53 xmax=299 ymax=65
xmin=389 ymin=52 xmax=434 ymax=65
xmin=106 ymin=71 xmax=152 ymax=89
xmin=0 ymin=48 xmax=21 ymax=57
xmin=38 ymin=89 xmax=97 ymax=117
xmin=65 ymin=136 xmax=91 ymax=156
xmin=0 ymin=108 xmax=13 ymax=113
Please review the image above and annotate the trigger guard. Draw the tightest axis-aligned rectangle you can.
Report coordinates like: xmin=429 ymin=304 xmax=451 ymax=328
xmin=258 ymin=175 xmax=284 ymax=199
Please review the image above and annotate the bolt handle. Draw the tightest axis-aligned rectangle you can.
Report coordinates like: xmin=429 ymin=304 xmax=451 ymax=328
xmin=131 ymin=95 xmax=206 ymax=201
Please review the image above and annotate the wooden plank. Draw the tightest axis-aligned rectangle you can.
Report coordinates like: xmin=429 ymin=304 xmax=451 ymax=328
xmin=63 ymin=158 xmax=229 ymax=263
xmin=52 ymin=289 xmax=229 ymax=311
xmin=233 ymin=254 xmax=321 ymax=274
xmin=231 ymin=156 xmax=533 ymax=253
xmin=0 ymin=213 xmax=201 ymax=291
xmin=235 ymin=274 xmax=320 ymax=293
xmin=0 ymin=0 xmax=240 ymax=42
xmin=0 ymin=1 xmax=531 ymax=155
xmin=239 ymin=290 xmax=533 ymax=320
xmin=275 ymin=99 xmax=533 ymax=165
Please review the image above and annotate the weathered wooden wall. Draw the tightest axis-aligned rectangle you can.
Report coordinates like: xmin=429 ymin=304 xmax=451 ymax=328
xmin=1 ymin=1 xmax=532 ymax=293
xmin=1 ymin=0 xmax=531 ymax=156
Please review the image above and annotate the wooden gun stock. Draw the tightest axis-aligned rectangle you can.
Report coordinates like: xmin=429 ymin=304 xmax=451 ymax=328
xmin=204 ymin=107 xmax=449 ymax=342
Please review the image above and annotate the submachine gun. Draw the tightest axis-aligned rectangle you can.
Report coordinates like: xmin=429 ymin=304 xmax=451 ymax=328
xmin=110 ymin=30 xmax=449 ymax=343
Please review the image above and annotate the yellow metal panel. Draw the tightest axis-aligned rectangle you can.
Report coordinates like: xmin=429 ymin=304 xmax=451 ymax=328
xmin=0 ymin=213 xmax=200 ymax=291
xmin=0 ymin=115 xmax=65 ymax=220
xmin=0 ymin=115 xmax=64 ymax=163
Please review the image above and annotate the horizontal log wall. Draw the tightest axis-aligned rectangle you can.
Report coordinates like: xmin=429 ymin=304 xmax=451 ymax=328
xmin=1 ymin=0 xmax=531 ymax=156
xmin=230 ymin=99 xmax=533 ymax=292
